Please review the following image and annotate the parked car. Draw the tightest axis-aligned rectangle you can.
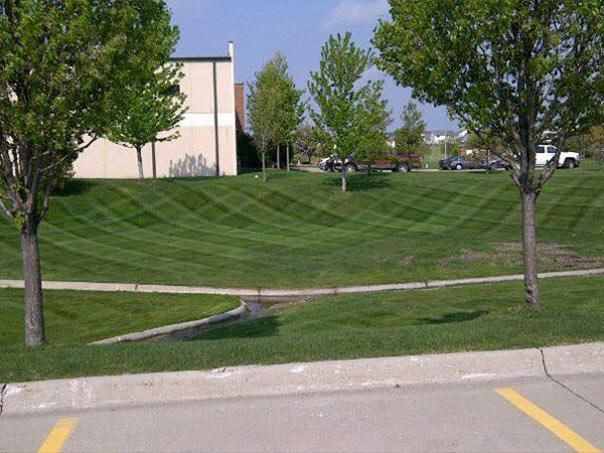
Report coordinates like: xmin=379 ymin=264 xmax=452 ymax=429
xmin=536 ymin=145 xmax=580 ymax=169
xmin=318 ymin=152 xmax=421 ymax=173
xmin=480 ymin=157 xmax=511 ymax=171
xmin=439 ymin=156 xmax=480 ymax=170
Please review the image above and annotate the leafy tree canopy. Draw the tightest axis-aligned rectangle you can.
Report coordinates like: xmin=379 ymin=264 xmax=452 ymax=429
xmin=0 ymin=0 xmax=179 ymax=346
xmin=308 ymin=33 xmax=387 ymax=157
xmin=308 ymin=32 xmax=391 ymax=181
xmin=394 ymin=101 xmax=427 ymax=155
xmin=248 ymin=53 xmax=305 ymax=156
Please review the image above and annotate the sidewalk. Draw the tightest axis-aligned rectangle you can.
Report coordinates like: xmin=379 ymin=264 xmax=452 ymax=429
xmin=2 ymin=343 xmax=602 ymax=416
xmin=1 ymin=268 xmax=603 ymax=298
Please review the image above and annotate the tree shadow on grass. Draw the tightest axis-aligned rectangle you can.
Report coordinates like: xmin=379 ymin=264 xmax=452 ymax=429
xmin=415 ymin=310 xmax=489 ymax=325
xmin=189 ymin=316 xmax=280 ymax=341
xmin=52 ymin=179 xmax=95 ymax=197
xmin=323 ymin=172 xmax=392 ymax=192
xmin=239 ymin=167 xmax=262 ymax=175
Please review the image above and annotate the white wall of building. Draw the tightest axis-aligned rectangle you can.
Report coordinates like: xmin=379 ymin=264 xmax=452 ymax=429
xmin=74 ymin=43 xmax=238 ymax=179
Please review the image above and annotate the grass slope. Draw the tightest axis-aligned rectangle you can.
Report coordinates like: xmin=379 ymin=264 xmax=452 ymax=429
xmin=0 ymin=164 xmax=602 ymax=288
xmin=1 ymin=277 xmax=602 ymax=382
xmin=0 ymin=289 xmax=239 ymax=346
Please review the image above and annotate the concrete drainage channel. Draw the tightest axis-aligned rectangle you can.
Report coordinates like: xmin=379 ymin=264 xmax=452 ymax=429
xmin=89 ymin=298 xmax=295 ymax=345
xmin=75 ymin=267 xmax=604 ymax=346
xmin=90 ymin=301 xmax=254 ymax=345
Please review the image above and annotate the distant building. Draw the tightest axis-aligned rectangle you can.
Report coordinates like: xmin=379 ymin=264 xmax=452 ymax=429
xmin=234 ymin=82 xmax=245 ymax=133
xmin=424 ymin=130 xmax=457 ymax=145
xmin=457 ymin=129 xmax=469 ymax=143
xmin=74 ymin=42 xmax=239 ymax=179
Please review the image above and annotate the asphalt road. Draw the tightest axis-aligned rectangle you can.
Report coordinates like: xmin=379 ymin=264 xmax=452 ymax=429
xmin=2 ymin=374 xmax=602 ymax=453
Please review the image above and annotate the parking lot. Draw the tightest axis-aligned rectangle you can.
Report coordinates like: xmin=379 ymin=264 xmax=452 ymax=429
xmin=2 ymin=373 xmax=602 ymax=452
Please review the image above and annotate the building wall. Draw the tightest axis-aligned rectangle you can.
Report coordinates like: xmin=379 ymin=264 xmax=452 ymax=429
xmin=234 ymin=83 xmax=245 ymax=133
xmin=74 ymin=45 xmax=238 ymax=179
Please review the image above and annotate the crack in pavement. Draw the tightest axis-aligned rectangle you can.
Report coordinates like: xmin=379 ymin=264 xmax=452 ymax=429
xmin=0 ymin=383 xmax=7 ymax=416
xmin=539 ymin=348 xmax=604 ymax=415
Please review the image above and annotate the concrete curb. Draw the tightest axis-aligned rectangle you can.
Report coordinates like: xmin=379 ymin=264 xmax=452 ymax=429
xmin=1 ymin=268 xmax=602 ymax=298
xmin=2 ymin=343 xmax=602 ymax=416
xmin=89 ymin=302 xmax=251 ymax=345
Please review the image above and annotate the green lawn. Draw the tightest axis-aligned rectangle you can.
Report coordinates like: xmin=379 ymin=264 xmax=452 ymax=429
xmin=0 ymin=289 xmax=239 ymax=346
xmin=1 ymin=276 xmax=602 ymax=382
xmin=0 ymin=163 xmax=602 ymax=289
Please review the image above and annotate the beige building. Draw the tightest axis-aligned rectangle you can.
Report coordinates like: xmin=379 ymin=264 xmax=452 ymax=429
xmin=74 ymin=42 xmax=239 ymax=178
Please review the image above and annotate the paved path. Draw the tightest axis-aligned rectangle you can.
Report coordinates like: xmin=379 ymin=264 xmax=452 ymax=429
xmin=1 ymin=268 xmax=603 ymax=298
xmin=2 ymin=375 xmax=602 ymax=452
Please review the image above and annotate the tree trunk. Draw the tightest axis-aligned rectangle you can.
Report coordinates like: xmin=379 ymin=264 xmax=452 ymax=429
xmin=151 ymin=142 xmax=157 ymax=179
xmin=367 ymin=163 xmax=371 ymax=176
xmin=262 ymin=151 xmax=267 ymax=182
xmin=21 ymin=226 xmax=46 ymax=347
xmin=136 ymin=146 xmax=144 ymax=182
xmin=342 ymin=164 xmax=347 ymax=192
xmin=276 ymin=144 xmax=280 ymax=169
xmin=521 ymin=190 xmax=541 ymax=310
xmin=286 ymin=144 xmax=290 ymax=172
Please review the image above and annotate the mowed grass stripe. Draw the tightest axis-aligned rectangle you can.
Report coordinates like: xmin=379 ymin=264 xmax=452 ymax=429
xmin=5 ymin=174 xmax=596 ymax=284
xmin=1 ymin=167 xmax=602 ymax=288
xmin=45 ymin=186 xmax=319 ymax=263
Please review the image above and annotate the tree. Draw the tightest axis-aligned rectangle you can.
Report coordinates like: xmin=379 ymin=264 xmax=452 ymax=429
xmin=308 ymin=32 xmax=388 ymax=192
xmin=353 ymin=81 xmax=392 ymax=175
xmin=0 ymin=0 xmax=178 ymax=346
xmin=394 ymin=101 xmax=427 ymax=156
xmin=248 ymin=53 xmax=304 ymax=178
xmin=261 ymin=54 xmax=305 ymax=172
xmin=248 ymin=59 xmax=275 ymax=181
xmin=590 ymin=126 xmax=604 ymax=166
xmin=107 ymin=64 xmax=187 ymax=182
xmin=374 ymin=0 xmax=604 ymax=309
xmin=273 ymin=61 xmax=305 ymax=172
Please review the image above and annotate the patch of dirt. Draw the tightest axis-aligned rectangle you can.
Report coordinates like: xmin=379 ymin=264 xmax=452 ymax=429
xmin=401 ymin=255 xmax=415 ymax=266
xmin=439 ymin=250 xmax=491 ymax=267
xmin=495 ymin=242 xmax=603 ymax=269
xmin=439 ymin=243 xmax=603 ymax=270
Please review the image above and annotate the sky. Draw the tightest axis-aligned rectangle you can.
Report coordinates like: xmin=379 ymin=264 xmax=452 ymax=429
xmin=166 ymin=0 xmax=458 ymax=131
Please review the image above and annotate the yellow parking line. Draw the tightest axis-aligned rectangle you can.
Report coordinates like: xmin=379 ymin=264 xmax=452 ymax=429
xmin=38 ymin=418 xmax=79 ymax=453
xmin=496 ymin=388 xmax=601 ymax=453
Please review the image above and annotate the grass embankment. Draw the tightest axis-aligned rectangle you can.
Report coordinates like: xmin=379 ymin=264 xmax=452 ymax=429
xmin=0 ymin=163 xmax=602 ymax=288
xmin=0 ymin=289 xmax=239 ymax=346
xmin=1 ymin=276 xmax=602 ymax=382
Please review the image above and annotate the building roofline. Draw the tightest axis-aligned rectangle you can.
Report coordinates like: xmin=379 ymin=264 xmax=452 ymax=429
xmin=170 ymin=56 xmax=232 ymax=63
